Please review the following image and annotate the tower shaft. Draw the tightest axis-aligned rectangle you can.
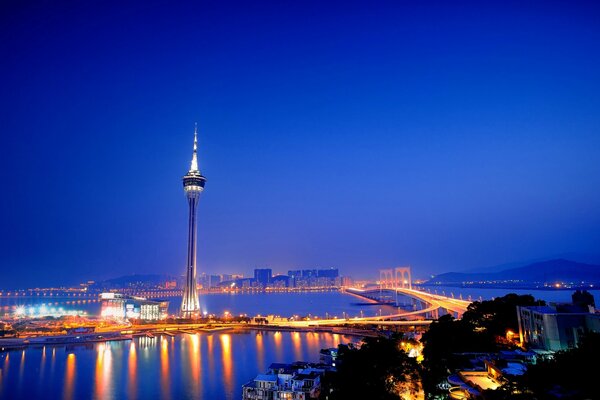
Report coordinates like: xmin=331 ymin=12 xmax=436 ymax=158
xmin=180 ymin=124 xmax=206 ymax=317
xmin=181 ymin=194 xmax=200 ymax=314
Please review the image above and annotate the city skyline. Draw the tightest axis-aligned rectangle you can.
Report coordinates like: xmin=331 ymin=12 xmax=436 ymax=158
xmin=2 ymin=1 xmax=600 ymax=288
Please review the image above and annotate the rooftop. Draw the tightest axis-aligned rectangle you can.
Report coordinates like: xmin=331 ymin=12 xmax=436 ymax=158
xmin=459 ymin=371 xmax=501 ymax=391
xmin=255 ymin=374 xmax=277 ymax=383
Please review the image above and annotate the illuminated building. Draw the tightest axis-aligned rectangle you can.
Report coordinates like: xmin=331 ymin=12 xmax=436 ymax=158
xmin=100 ymin=293 xmax=168 ymax=321
xmin=287 ymin=268 xmax=340 ymax=288
xmin=517 ymin=297 xmax=600 ymax=351
xmin=242 ymin=362 xmax=332 ymax=400
xmin=181 ymin=124 xmax=207 ymax=316
xmin=254 ymin=269 xmax=272 ymax=288
xmin=164 ymin=280 xmax=177 ymax=290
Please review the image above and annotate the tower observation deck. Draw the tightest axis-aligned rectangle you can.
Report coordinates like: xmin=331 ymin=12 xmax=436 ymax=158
xmin=181 ymin=124 xmax=206 ymax=317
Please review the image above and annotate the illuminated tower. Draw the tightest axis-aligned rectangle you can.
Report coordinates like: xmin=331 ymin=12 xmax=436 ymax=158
xmin=181 ymin=124 xmax=207 ymax=317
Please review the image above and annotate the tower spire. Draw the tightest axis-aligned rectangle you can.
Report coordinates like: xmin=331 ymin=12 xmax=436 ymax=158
xmin=190 ymin=123 xmax=199 ymax=173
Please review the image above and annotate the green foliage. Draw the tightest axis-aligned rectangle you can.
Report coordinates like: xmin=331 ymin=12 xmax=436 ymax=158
xmin=420 ymin=294 xmax=544 ymax=398
xmin=421 ymin=314 xmax=496 ymax=397
xmin=320 ymin=335 xmax=421 ymax=400
xmin=462 ymin=293 xmax=544 ymax=337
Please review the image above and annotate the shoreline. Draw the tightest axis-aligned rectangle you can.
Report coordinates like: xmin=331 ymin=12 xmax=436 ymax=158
xmin=0 ymin=323 xmax=380 ymax=351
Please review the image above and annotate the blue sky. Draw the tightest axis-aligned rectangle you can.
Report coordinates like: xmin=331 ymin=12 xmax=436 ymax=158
xmin=1 ymin=0 xmax=600 ymax=287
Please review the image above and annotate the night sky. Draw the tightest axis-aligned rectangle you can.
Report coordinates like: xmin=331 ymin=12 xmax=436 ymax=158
xmin=1 ymin=1 xmax=600 ymax=288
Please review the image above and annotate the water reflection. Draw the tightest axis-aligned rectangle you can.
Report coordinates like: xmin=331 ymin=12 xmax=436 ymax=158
xmin=128 ymin=342 xmax=137 ymax=400
xmin=39 ymin=347 xmax=46 ymax=385
xmin=64 ymin=353 xmax=75 ymax=400
xmin=273 ymin=331 xmax=283 ymax=361
xmin=292 ymin=332 xmax=302 ymax=361
xmin=1 ymin=353 xmax=8 ymax=389
xmin=161 ymin=337 xmax=170 ymax=399
xmin=220 ymin=334 xmax=233 ymax=399
xmin=94 ymin=343 xmax=113 ymax=399
xmin=207 ymin=334 xmax=215 ymax=386
xmin=188 ymin=334 xmax=200 ymax=395
xmin=50 ymin=347 xmax=56 ymax=382
xmin=305 ymin=331 xmax=319 ymax=359
xmin=255 ymin=332 xmax=265 ymax=371
xmin=2 ymin=330 xmax=354 ymax=400
xmin=18 ymin=350 xmax=25 ymax=395
xmin=94 ymin=344 xmax=104 ymax=399
xmin=332 ymin=333 xmax=341 ymax=348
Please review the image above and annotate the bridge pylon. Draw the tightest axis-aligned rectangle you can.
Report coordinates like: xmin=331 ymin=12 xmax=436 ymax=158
xmin=379 ymin=269 xmax=394 ymax=289
xmin=394 ymin=266 xmax=412 ymax=290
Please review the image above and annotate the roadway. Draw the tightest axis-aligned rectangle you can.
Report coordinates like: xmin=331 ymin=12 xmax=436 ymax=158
xmin=346 ymin=286 xmax=471 ymax=319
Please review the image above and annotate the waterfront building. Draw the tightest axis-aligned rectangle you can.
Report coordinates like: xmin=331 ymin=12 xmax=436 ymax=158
xmin=287 ymin=268 xmax=340 ymax=288
xmin=340 ymin=276 xmax=353 ymax=287
xmin=100 ymin=293 xmax=169 ymax=321
xmin=517 ymin=296 xmax=600 ymax=351
xmin=254 ymin=269 xmax=273 ymax=288
xmin=181 ymin=124 xmax=207 ymax=316
xmin=164 ymin=280 xmax=177 ymax=289
xmin=319 ymin=348 xmax=339 ymax=366
xmin=271 ymin=275 xmax=289 ymax=288
xmin=242 ymin=362 xmax=331 ymax=400
xmin=198 ymin=273 xmax=222 ymax=289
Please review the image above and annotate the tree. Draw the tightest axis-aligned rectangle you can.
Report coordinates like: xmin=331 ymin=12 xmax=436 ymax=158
xmin=461 ymin=293 xmax=544 ymax=338
xmin=421 ymin=314 xmax=496 ymax=397
xmin=420 ymin=294 xmax=545 ymax=398
xmin=320 ymin=335 xmax=422 ymax=400
xmin=524 ymin=332 xmax=600 ymax=399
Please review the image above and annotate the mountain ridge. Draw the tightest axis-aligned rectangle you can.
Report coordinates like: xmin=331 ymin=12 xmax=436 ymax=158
xmin=426 ymin=259 xmax=600 ymax=285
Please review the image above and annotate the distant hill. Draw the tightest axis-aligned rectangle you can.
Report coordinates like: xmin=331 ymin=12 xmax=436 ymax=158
xmin=426 ymin=259 xmax=600 ymax=285
xmin=461 ymin=253 xmax=600 ymax=274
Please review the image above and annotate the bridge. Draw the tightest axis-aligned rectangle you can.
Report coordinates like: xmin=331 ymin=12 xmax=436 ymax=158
xmin=379 ymin=266 xmax=469 ymax=314
xmin=256 ymin=270 xmax=471 ymax=329
xmin=346 ymin=287 xmax=470 ymax=319
xmin=254 ymin=268 xmax=471 ymax=329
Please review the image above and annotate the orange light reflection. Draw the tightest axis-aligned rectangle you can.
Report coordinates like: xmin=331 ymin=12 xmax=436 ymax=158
xmin=94 ymin=344 xmax=105 ymax=399
xmin=18 ymin=350 xmax=25 ymax=383
xmin=273 ymin=331 xmax=283 ymax=362
xmin=128 ymin=342 xmax=137 ymax=400
xmin=207 ymin=335 xmax=214 ymax=384
xmin=63 ymin=353 xmax=76 ymax=400
xmin=292 ymin=332 xmax=302 ymax=361
xmin=220 ymin=334 xmax=233 ymax=396
xmin=332 ymin=333 xmax=341 ymax=348
xmin=255 ymin=333 xmax=265 ymax=371
xmin=161 ymin=337 xmax=170 ymax=399
xmin=188 ymin=334 xmax=200 ymax=395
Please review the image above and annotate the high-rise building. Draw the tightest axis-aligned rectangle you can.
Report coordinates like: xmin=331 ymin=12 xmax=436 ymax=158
xmin=254 ymin=268 xmax=272 ymax=287
xmin=181 ymin=124 xmax=207 ymax=317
